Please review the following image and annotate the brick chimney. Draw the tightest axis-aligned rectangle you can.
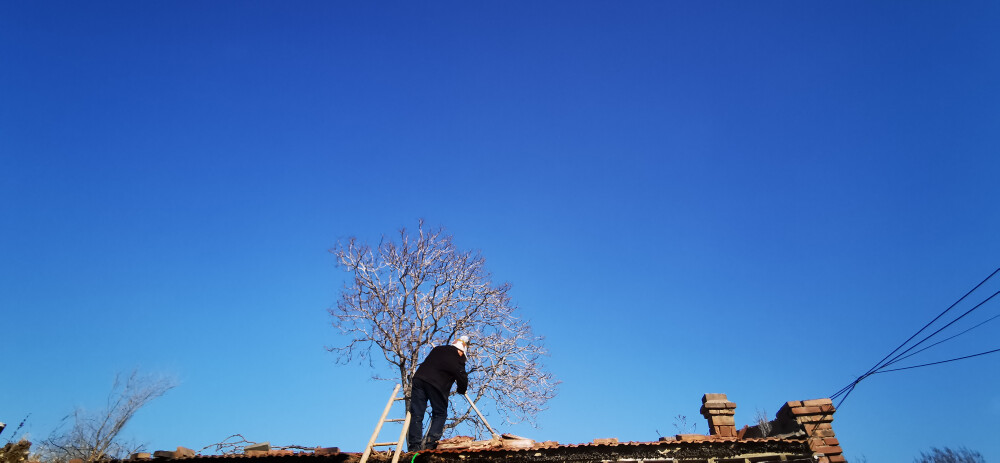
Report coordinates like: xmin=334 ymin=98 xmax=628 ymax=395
xmin=700 ymin=393 xmax=737 ymax=438
xmin=777 ymin=398 xmax=844 ymax=463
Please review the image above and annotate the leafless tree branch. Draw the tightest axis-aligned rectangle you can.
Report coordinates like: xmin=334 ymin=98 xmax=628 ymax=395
xmin=38 ymin=370 xmax=176 ymax=463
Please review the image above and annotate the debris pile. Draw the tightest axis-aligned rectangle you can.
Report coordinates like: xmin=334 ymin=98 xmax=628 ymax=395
xmin=435 ymin=434 xmax=536 ymax=451
xmin=0 ymin=440 xmax=31 ymax=463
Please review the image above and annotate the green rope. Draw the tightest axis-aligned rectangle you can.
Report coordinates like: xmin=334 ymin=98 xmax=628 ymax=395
xmin=410 ymin=453 xmax=419 ymax=463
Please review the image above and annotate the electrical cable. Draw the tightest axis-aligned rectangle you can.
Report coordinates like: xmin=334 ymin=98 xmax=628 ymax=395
xmin=883 ymin=310 xmax=1000 ymax=368
xmin=832 ymin=291 xmax=998 ymax=401
xmin=830 ymin=268 xmax=1000 ymax=408
xmin=835 ymin=385 xmax=855 ymax=409
xmin=830 ymin=384 xmax=852 ymax=400
xmin=880 ymin=290 xmax=1000 ymax=368
xmin=858 ymin=268 xmax=998 ymax=380
xmin=874 ymin=347 xmax=1000 ymax=373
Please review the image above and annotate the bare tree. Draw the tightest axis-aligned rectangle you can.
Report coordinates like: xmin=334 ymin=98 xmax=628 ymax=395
xmin=914 ymin=447 xmax=985 ymax=463
xmin=39 ymin=371 xmax=176 ymax=462
xmin=328 ymin=220 xmax=557 ymax=434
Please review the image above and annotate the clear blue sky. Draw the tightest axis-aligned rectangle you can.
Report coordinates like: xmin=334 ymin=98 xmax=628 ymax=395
xmin=2 ymin=2 xmax=999 ymax=462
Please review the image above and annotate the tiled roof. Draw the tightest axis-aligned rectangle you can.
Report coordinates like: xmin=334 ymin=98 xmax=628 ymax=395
xmin=419 ymin=435 xmax=815 ymax=463
xmin=164 ymin=454 xmax=341 ymax=460
xmin=122 ymin=448 xmax=342 ymax=462
xmin=415 ymin=395 xmax=845 ymax=463
xmin=139 ymin=394 xmax=846 ymax=463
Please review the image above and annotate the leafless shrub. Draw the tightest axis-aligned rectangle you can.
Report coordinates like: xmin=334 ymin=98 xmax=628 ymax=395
xmin=38 ymin=371 xmax=176 ymax=463
xmin=914 ymin=446 xmax=985 ymax=463
xmin=671 ymin=414 xmax=696 ymax=434
xmin=754 ymin=408 xmax=772 ymax=437
xmin=328 ymin=220 xmax=557 ymax=435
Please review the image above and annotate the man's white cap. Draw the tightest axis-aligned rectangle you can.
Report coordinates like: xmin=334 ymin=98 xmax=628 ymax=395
xmin=452 ymin=335 xmax=470 ymax=354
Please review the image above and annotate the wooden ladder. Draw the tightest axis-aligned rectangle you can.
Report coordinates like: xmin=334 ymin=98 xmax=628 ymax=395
xmin=359 ymin=384 xmax=412 ymax=463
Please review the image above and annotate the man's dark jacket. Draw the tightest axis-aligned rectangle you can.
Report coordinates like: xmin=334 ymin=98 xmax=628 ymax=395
xmin=413 ymin=345 xmax=468 ymax=395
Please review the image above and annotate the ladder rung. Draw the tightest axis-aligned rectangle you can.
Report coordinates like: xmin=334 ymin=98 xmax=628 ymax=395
xmin=385 ymin=418 xmax=406 ymax=422
xmin=373 ymin=442 xmax=400 ymax=447
xmin=393 ymin=397 xmax=407 ymax=401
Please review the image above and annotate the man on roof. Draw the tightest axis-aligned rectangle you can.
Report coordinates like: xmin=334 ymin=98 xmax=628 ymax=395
xmin=407 ymin=335 xmax=470 ymax=451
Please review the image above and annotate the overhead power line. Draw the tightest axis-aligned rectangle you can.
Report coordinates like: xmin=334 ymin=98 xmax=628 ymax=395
xmin=883 ymin=299 xmax=1000 ymax=369
xmin=864 ymin=268 xmax=998 ymax=376
xmin=875 ymin=347 xmax=1000 ymax=373
xmin=831 ymin=268 xmax=1000 ymax=408
xmin=880 ymin=290 xmax=1000 ymax=368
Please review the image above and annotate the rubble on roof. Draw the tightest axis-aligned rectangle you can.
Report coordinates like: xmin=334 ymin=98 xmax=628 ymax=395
xmin=125 ymin=446 xmax=341 ymax=461
xmin=436 ymin=434 xmax=537 ymax=451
